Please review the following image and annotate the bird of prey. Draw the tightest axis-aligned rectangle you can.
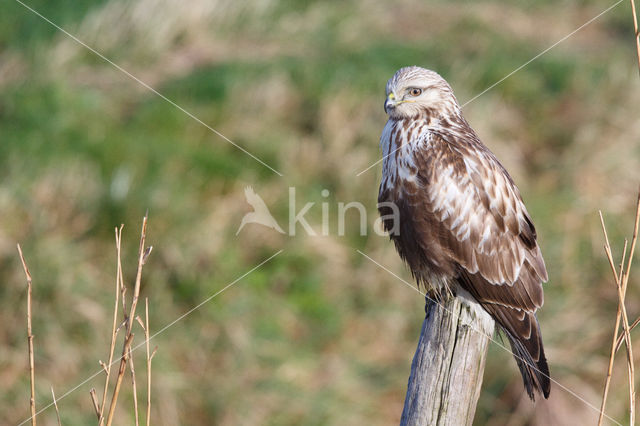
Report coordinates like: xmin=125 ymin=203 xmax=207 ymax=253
xmin=377 ymin=66 xmax=550 ymax=400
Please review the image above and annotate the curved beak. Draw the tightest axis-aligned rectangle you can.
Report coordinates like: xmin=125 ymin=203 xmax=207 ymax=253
xmin=384 ymin=92 xmax=398 ymax=114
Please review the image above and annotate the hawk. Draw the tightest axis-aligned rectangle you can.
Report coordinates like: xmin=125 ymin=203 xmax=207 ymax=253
xmin=378 ymin=66 xmax=550 ymax=400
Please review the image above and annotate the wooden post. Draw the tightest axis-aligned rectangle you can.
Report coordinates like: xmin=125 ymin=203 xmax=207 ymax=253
xmin=400 ymin=291 xmax=495 ymax=426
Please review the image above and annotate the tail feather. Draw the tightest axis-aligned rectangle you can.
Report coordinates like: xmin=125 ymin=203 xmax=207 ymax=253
xmin=480 ymin=301 xmax=550 ymax=400
xmin=455 ymin=272 xmax=550 ymax=399
xmin=502 ymin=325 xmax=550 ymax=400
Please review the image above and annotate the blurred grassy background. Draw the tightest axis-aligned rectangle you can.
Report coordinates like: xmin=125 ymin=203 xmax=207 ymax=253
xmin=1 ymin=0 xmax=640 ymax=424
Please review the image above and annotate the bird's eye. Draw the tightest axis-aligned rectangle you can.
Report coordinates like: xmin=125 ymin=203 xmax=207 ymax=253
xmin=409 ymin=88 xmax=422 ymax=96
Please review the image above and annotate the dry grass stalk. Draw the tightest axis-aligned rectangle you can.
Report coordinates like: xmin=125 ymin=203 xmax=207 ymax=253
xmin=617 ymin=315 xmax=640 ymax=352
xmin=127 ymin=348 xmax=140 ymax=426
xmin=137 ymin=298 xmax=157 ymax=426
xmin=51 ymin=387 xmax=61 ymax=426
xmin=105 ymin=213 xmax=150 ymax=426
xmin=598 ymin=4 xmax=640 ymax=422
xmin=631 ymin=0 xmax=640 ymax=74
xmin=105 ymin=333 xmax=134 ymax=425
xmin=15 ymin=218 xmax=153 ymax=424
xmin=598 ymin=191 xmax=640 ymax=425
xmin=96 ymin=225 xmax=125 ymax=425
xmin=90 ymin=388 xmax=100 ymax=419
xmin=602 ymin=223 xmax=635 ymax=424
xmin=17 ymin=244 xmax=37 ymax=426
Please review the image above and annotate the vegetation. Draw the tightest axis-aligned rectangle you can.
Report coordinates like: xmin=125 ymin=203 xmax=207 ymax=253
xmin=1 ymin=0 xmax=640 ymax=424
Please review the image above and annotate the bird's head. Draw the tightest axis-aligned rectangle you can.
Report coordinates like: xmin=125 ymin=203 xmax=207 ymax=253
xmin=384 ymin=66 xmax=460 ymax=119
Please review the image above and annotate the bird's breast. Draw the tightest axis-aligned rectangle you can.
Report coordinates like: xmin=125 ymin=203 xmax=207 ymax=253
xmin=379 ymin=118 xmax=431 ymax=200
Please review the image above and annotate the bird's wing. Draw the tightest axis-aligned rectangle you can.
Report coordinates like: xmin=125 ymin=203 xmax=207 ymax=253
xmin=406 ymin=131 xmax=547 ymax=312
xmin=404 ymin=131 xmax=550 ymax=398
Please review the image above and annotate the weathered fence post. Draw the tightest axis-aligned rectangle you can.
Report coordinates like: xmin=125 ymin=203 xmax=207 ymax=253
xmin=400 ymin=291 xmax=495 ymax=426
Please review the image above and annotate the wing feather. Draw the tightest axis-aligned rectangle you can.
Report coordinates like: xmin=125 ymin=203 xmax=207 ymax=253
xmin=406 ymin=132 xmax=546 ymax=311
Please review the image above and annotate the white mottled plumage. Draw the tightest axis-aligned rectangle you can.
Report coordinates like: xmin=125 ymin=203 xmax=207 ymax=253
xmin=377 ymin=66 xmax=550 ymax=400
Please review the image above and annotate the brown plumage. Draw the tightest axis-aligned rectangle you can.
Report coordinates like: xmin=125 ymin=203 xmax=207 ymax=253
xmin=378 ymin=66 xmax=550 ymax=400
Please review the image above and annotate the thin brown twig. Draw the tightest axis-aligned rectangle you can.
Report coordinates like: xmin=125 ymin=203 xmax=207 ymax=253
xmin=601 ymin=213 xmax=620 ymax=281
xmin=603 ymin=241 xmax=632 ymax=361
xmin=620 ymin=190 xmax=640 ymax=308
xmin=105 ymin=214 xmax=149 ymax=426
xmin=128 ymin=214 xmax=149 ymax=332
xmin=128 ymin=348 xmax=140 ymax=426
xmin=51 ymin=387 xmax=61 ymax=426
xmin=601 ymin=232 xmax=635 ymax=424
xmin=119 ymin=263 xmax=127 ymax=322
xmin=617 ymin=316 xmax=640 ymax=352
xmin=599 ymin=215 xmax=630 ymax=424
xmin=105 ymin=333 xmax=134 ymax=426
xmin=89 ymin=388 xmax=100 ymax=420
xmin=630 ymin=0 xmax=640 ymax=75
xmin=17 ymin=244 xmax=37 ymax=426
xmin=598 ymin=2 xmax=640 ymax=418
xmin=98 ymin=225 xmax=124 ymax=426
xmin=620 ymin=190 xmax=640 ymax=423
xmin=619 ymin=239 xmax=629 ymax=283
xmin=598 ymin=191 xmax=640 ymax=425
xmin=598 ymin=213 xmax=623 ymax=426
xmin=144 ymin=298 xmax=155 ymax=426
xmin=613 ymin=252 xmax=635 ymax=425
